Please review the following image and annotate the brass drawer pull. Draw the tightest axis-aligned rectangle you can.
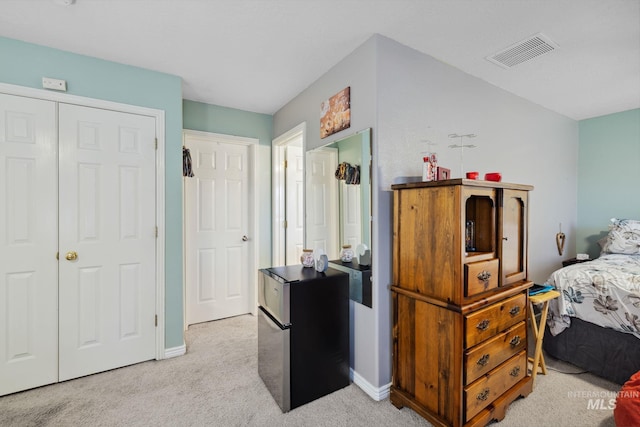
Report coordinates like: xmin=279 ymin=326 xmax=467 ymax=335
xmin=509 ymin=335 xmax=521 ymax=347
xmin=476 ymin=319 xmax=490 ymax=331
xmin=509 ymin=306 xmax=521 ymax=316
xmin=477 ymin=354 xmax=490 ymax=366
xmin=477 ymin=270 xmax=491 ymax=289
xmin=477 ymin=388 xmax=490 ymax=401
xmin=510 ymin=366 xmax=521 ymax=377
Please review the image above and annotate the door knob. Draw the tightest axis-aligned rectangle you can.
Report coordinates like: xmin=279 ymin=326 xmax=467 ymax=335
xmin=242 ymin=235 xmax=248 ymax=241
xmin=65 ymin=251 xmax=78 ymax=261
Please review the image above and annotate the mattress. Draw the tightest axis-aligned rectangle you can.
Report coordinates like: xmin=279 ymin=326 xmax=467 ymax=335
xmin=546 ymin=254 xmax=640 ymax=338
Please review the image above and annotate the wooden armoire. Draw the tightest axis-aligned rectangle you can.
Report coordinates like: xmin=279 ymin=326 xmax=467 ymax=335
xmin=390 ymin=179 xmax=534 ymax=427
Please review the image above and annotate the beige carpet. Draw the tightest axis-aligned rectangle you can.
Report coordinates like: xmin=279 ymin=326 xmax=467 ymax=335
xmin=0 ymin=314 xmax=620 ymax=426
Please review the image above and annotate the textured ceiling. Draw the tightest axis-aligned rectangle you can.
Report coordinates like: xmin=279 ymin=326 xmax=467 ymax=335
xmin=1 ymin=0 xmax=638 ymax=119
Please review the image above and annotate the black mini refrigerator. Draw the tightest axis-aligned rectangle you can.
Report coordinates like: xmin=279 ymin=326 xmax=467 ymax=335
xmin=258 ymin=265 xmax=350 ymax=412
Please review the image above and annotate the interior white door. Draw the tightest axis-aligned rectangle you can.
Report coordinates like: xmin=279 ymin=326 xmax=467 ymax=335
xmin=285 ymin=145 xmax=304 ymax=264
xmin=305 ymin=148 xmax=339 ymax=259
xmin=0 ymin=94 xmax=58 ymax=396
xmin=185 ymin=134 xmax=251 ymax=325
xmin=341 ymin=181 xmax=362 ymax=248
xmin=57 ymin=103 xmax=157 ymax=381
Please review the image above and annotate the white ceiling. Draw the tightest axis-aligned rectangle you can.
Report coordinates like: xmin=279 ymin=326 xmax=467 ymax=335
xmin=1 ymin=0 xmax=638 ymax=120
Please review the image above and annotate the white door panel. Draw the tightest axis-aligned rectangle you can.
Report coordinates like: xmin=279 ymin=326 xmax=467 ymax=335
xmin=341 ymin=181 xmax=362 ymax=248
xmin=305 ymin=148 xmax=339 ymax=259
xmin=58 ymin=104 xmax=156 ymax=380
xmin=185 ymin=135 xmax=251 ymax=325
xmin=285 ymin=146 xmax=304 ymax=264
xmin=0 ymin=94 xmax=58 ymax=395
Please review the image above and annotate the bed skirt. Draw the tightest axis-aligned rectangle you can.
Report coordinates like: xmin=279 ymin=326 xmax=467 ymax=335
xmin=543 ymin=317 xmax=640 ymax=385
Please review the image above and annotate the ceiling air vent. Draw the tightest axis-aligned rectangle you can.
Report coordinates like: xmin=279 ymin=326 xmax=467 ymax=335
xmin=486 ymin=33 xmax=558 ymax=69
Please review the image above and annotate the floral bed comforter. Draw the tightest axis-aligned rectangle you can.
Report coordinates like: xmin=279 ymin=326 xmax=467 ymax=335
xmin=546 ymin=254 xmax=640 ymax=338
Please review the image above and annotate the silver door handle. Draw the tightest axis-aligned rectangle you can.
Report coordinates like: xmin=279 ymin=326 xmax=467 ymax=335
xmin=242 ymin=235 xmax=248 ymax=241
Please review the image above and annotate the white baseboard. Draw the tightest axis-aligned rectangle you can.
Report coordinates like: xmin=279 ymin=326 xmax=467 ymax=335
xmin=163 ymin=343 xmax=186 ymax=359
xmin=350 ymin=368 xmax=391 ymax=401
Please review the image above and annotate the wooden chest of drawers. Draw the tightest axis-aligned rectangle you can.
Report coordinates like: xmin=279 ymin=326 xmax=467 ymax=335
xmin=390 ymin=180 xmax=534 ymax=426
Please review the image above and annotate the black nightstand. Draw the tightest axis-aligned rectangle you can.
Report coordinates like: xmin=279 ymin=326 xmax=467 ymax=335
xmin=562 ymin=258 xmax=591 ymax=267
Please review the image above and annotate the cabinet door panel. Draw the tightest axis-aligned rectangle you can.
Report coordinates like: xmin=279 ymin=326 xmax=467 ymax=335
xmin=501 ymin=189 xmax=528 ymax=285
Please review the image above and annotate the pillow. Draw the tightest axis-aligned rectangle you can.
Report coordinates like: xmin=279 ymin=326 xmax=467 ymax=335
xmin=601 ymin=218 xmax=640 ymax=255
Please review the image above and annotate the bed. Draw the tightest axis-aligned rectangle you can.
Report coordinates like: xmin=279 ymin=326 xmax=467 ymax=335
xmin=543 ymin=219 xmax=640 ymax=385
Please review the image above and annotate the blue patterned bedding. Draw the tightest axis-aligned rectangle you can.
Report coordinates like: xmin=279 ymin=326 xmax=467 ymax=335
xmin=547 ymin=254 xmax=640 ymax=338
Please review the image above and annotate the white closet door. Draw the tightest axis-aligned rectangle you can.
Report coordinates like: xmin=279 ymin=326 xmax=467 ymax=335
xmin=0 ymin=93 xmax=58 ymax=396
xmin=58 ymin=104 xmax=156 ymax=380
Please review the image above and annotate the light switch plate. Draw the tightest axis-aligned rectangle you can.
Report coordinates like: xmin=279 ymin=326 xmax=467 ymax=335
xmin=42 ymin=77 xmax=67 ymax=91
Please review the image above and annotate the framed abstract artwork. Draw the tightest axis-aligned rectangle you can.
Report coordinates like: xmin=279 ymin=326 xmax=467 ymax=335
xmin=320 ymin=87 xmax=350 ymax=139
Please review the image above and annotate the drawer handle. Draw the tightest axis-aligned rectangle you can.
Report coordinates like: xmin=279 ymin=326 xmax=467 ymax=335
xmin=510 ymin=366 xmax=521 ymax=377
xmin=509 ymin=306 xmax=521 ymax=316
xmin=476 ymin=319 xmax=490 ymax=331
xmin=477 ymin=354 xmax=490 ymax=367
xmin=509 ymin=335 xmax=522 ymax=347
xmin=477 ymin=388 xmax=490 ymax=401
xmin=477 ymin=270 xmax=492 ymax=289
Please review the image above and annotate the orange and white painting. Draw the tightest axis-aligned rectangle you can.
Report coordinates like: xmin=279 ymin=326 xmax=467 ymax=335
xmin=320 ymin=87 xmax=350 ymax=139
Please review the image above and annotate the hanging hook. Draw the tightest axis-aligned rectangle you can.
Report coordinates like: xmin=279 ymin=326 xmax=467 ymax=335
xmin=556 ymin=222 xmax=566 ymax=256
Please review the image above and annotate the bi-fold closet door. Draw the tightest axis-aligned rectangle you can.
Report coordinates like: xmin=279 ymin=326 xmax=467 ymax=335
xmin=0 ymin=93 xmax=157 ymax=396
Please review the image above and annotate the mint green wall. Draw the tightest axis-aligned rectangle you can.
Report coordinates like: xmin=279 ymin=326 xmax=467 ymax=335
xmin=183 ymin=100 xmax=273 ymax=268
xmin=577 ymin=108 xmax=640 ymax=258
xmin=0 ymin=36 xmax=185 ymax=349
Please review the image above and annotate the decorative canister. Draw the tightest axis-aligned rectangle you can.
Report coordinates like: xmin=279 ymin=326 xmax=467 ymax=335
xmin=422 ymin=152 xmax=438 ymax=182
xmin=300 ymin=249 xmax=315 ymax=268
xmin=340 ymin=245 xmax=354 ymax=263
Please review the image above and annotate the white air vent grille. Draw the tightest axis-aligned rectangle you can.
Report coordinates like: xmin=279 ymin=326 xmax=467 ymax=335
xmin=487 ymin=33 xmax=558 ymax=68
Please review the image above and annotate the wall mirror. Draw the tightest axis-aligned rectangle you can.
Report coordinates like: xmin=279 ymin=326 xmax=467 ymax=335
xmin=305 ymin=128 xmax=371 ymax=261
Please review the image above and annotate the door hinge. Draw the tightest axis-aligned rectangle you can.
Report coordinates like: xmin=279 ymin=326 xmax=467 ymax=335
xmin=56 ymin=252 xmax=59 ymax=260
xmin=155 ymin=226 xmax=158 ymax=237
xmin=283 ymin=220 xmax=288 ymax=228
xmin=283 ymin=160 xmax=288 ymax=168
xmin=155 ymin=138 xmax=158 ymax=150
xmin=155 ymin=315 xmax=158 ymax=327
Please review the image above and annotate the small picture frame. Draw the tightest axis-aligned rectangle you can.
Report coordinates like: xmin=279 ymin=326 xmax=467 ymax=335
xmin=437 ymin=167 xmax=451 ymax=181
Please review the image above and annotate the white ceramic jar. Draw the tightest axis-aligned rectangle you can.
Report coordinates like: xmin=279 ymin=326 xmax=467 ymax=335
xmin=340 ymin=245 xmax=354 ymax=262
xmin=300 ymin=249 xmax=315 ymax=268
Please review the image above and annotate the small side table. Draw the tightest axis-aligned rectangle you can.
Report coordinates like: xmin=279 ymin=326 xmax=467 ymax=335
xmin=528 ymin=290 xmax=561 ymax=383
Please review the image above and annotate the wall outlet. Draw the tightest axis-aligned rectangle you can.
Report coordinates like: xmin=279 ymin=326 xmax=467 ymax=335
xmin=42 ymin=77 xmax=67 ymax=91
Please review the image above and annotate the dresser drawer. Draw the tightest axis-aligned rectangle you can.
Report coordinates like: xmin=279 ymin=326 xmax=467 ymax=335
xmin=465 ymin=258 xmax=499 ymax=297
xmin=464 ymin=351 xmax=527 ymax=422
xmin=464 ymin=321 xmax=526 ymax=385
xmin=465 ymin=293 xmax=527 ymax=348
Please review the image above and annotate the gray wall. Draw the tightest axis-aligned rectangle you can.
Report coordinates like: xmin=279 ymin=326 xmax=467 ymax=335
xmin=375 ymin=35 xmax=578 ymax=386
xmin=276 ymin=34 xmax=579 ymax=391
xmin=273 ymin=37 xmax=380 ymax=389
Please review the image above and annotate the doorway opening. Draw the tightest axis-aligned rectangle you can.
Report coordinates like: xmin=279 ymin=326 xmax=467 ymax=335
xmin=272 ymin=123 xmax=306 ymax=266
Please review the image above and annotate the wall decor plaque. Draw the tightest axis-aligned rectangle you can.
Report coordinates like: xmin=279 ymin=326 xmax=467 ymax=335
xmin=320 ymin=87 xmax=350 ymax=139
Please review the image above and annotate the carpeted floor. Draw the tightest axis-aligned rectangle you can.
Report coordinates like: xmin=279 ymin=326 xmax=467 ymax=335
xmin=0 ymin=314 xmax=620 ymax=426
